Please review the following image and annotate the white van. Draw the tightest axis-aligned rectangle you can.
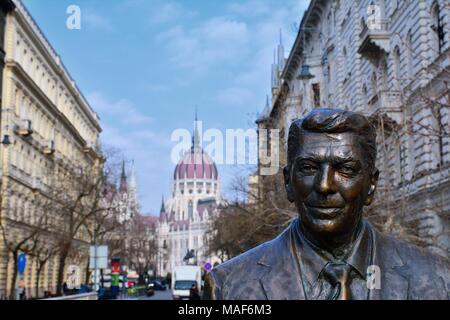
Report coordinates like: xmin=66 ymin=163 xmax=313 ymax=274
xmin=172 ymin=266 xmax=202 ymax=300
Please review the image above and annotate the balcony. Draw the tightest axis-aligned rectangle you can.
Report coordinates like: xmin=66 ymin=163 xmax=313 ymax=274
xmin=15 ymin=119 xmax=33 ymax=137
xmin=367 ymin=90 xmax=403 ymax=127
xmin=43 ymin=140 xmax=55 ymax=155
xmin=358 ymin=21 xmax=391 ymax=61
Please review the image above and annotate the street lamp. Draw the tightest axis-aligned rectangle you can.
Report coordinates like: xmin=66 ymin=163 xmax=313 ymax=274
xmin=296 ymin=27 xmax=324 ymax=81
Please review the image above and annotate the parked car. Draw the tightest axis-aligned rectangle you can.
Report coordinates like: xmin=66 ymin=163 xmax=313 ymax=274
xmin=148 ymin=280 xmax=167 ymax=291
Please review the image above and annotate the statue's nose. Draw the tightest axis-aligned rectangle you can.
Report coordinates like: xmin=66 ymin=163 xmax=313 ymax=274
xmin=315 ymin=164 xmax=335 ymax=194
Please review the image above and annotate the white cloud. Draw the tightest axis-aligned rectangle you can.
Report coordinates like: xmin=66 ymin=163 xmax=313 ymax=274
xmin=84 ymin=12 xmax=114 ymax=31
xmin=156 ymin=17 xmax=250 ymax=73
xmin=227 ymin=0 xmax=272 ymax=16
xmin=150 ymin=2 xmax=197 ymax=25
xmin=87 ymin=92 xmax=153 ymax=126
xmin=214 ymin=0 xmax=307 ymax=109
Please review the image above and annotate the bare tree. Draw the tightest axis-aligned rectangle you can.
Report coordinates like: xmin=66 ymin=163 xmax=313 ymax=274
xmin=43 ymin=148 xmax=111 ymax=296
xmin=0 ymin=210 xmax=51 ymax=299
xmin=125 ymin=215 xmax=158 ymax=279
xmin=208 ymin=167 xmax=296 ymax=260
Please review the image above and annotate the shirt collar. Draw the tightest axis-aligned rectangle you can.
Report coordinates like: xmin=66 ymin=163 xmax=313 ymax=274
xmin=293 ymin=219 xmax=372 ymax=286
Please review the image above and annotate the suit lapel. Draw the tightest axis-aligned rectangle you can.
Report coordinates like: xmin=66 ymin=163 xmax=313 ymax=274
xmin=257 ymin=222 xmax=306 ymax=300
xmin=369 ymin=228 xmax=409 ymax=300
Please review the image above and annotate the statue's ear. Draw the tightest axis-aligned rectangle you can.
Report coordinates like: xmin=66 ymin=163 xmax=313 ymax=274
xmin=283 ymin=165 xmax=295 ymax=203
xmin=365 ymin=169 xmax=379 ymax=206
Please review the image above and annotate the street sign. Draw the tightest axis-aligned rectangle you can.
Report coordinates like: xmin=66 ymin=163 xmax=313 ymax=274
xmin=18 ymin=253 xmax=26 ymax=274
xmin=89 ymin=245 xmax=108 ymax=269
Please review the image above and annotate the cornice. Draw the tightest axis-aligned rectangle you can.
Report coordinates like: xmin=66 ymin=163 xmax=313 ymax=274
xmin=11 ymin=0 xmax=101 ymax=132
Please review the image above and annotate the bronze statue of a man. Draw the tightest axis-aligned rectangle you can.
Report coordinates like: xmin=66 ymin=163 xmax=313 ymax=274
xmin=204 ymin=108 xmax=450 ymax=300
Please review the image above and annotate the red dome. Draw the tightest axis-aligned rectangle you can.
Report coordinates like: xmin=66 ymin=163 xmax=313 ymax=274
xmin=174 ymin=149 xmax=218 ymax=180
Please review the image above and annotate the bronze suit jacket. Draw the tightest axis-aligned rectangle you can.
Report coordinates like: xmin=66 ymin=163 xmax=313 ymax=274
xmin=203 ymin=219 xmax=450 ymax=300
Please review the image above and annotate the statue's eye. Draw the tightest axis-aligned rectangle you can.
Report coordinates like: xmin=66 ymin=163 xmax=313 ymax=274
xmin=299 ymin=164 xmax=317 ymax=174
xmin=338 ymin=165 xmax=356 ymax=175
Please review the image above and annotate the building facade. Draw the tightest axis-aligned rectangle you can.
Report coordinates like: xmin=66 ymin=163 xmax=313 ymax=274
xmin=0 ymin=0 xmax=102 ymax=298
xmin=0 ymin=0 xmax=15 ymax=106
xmin=156 ymin=123 xmax=222 ymax=276
xmin=258 ymin=0 xmax=450 ymax=257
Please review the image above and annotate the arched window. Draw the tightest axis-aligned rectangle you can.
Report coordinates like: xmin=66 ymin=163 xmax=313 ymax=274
xmin=371 ymin=71 xmax=378 ymax=96
xmin=379 ymin=58 xmax=388 ymax=91
xmin=393 ymin=46 xmax=401 ymax=87
xmin=342 ymin=47 xmax=348 ymax=79
xmin=188 ymin=201 xmax=193 ymax=220
xmin=327 ymin=11 xmax=333 ymax=36
xmin=406 ymin=30 xmax=413 ymax=79
xmin=431 ymin=2 xmax=445 ymax=56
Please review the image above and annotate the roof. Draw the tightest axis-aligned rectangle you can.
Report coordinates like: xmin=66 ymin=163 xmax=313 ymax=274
xmin=173 ymin=149 xmax=218 ymax=181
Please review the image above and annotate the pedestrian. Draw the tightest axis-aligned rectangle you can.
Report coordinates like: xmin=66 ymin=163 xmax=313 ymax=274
xmin=189 ymin=284 xmax=200 ymax=300
xmin=62 ymin=282 xmax=68 ymax=295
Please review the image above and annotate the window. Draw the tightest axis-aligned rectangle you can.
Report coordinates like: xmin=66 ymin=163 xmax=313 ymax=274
xmin=436 ymin=107 xmax=445 ymax=166
xmin=327 ymin=11 xmax=333 ymax=36
xmin=399 ymin=138 xmax=405 ymax=182
xmin=406 ymin=30 xmax=413 ymax=79
xmin=431 ymin=2 xmax=445 ymax=56
xmin=371 ymin=71 xmax=378 ymax=96
xmin=379 ymin=58 xmax=388 ymax=91
xmin=312 ymin=83 xmax=321 ymax=107
xmin=342 ymin=47 xmax=348 ymax=79
xmin=393 ymin=46 xmax=401 ymax=87
xmin=188 ymin=201 xmax=193 ymax=220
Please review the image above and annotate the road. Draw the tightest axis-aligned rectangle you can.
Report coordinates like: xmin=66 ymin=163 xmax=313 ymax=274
xmin=137 ymin=290 xmax=172 ymax=300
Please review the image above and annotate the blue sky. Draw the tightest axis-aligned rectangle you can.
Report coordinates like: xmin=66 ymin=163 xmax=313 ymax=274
xmin=22 ymin=0 xmax=310 ymax=215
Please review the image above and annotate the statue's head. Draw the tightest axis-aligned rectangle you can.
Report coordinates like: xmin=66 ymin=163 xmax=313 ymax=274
xmin=284 ymin=108 xmax=379 ymax=242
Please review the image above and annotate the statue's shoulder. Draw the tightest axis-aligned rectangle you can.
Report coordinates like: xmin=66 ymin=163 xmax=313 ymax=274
xmin=213 ymin=238 xmax=277 ymax=276
xmin=376 ymin=228 xmax=450 ymax=276
xmin=210 ymin=227 xmax=291 ymax=282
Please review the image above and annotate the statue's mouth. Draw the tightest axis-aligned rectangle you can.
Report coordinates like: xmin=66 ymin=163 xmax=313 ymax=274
xmin=306 ymin=205 xmax=343 ymax=219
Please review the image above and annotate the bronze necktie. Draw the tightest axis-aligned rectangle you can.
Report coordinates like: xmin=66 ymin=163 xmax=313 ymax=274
xmin=322 ymin=262 xmax=353 ymax=300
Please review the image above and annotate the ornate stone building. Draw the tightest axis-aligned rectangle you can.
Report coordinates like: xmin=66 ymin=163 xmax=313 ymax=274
xmin=0 ymin=0 xmax=102 ymax=298
xmin=257 ymin=0 xmax=450 ymax=257
xmin=116 ymin=160 xmax=139 ymax=224
xmin=156 ymin=122 xmax=223 ymax=276
xmin=0 ymin=0 xmax=15 ymax=106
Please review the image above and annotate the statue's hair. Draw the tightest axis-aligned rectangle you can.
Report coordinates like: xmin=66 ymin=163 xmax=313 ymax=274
xmin=287 ymin=108 xmax=377 ymax=170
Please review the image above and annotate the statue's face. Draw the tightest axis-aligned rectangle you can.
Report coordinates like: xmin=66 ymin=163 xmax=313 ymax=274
xmin=285 ymin=131 xmax=378 ymax=241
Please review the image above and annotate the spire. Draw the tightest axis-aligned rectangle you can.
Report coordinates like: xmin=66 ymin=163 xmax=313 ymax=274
xmin=271 ymin=49 xmax=279 ymax=88
xmin=119 ymin=160 xmax=127 ymax=193
xmin=192 ymin=107 xmax=201 ymax=153
xmin=160 ymin=195 xmax=166 ymax=213
xmin=262 ymin=94 xmax=271 ymax=119
xmin=277 ymin=29 xmax=285 ymax=71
